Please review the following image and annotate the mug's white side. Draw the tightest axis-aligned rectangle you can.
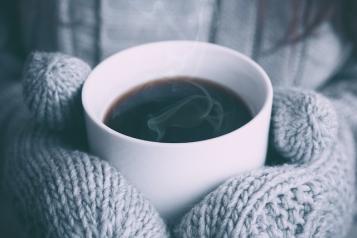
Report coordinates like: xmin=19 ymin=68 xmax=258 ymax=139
xmin=82 ymin=41 xmax=273 ymax=221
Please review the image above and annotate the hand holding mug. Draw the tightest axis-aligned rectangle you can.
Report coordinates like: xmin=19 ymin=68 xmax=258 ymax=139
xmin=82 ymin=41 xmax=273 ymax=221
xmin=3 ymin=43 xmax=353 ymax=237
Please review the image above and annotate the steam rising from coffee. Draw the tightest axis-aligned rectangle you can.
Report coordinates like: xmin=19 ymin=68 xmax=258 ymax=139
xmin=115 ymin=1 xmax=224 ymax=142
xmin=104 ymin=77 xmax=252 ymax=143
xmin=124 ymin=0 xmax=213 ymax=41
xmin=147 ymin=80 xmax=224 ymax=141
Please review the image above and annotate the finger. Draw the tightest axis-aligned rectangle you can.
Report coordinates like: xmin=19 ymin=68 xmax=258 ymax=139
xmin=4 ymin=123 xmax=169 ymax=238
xmin=22 ymin=52 xmax=91 ymax=131
xmin=271 ymin=87 xmax=338 ymax=164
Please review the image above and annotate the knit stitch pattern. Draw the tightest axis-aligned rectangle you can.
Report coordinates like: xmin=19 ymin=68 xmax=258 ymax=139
xmin=174 ymin=92 xmax=355 ymax=238
xmin=2 ymin=53 xmax=356 ymax=237
xmin=23 ymin=52 xmax=91 ymax=130
xmin=5 ymin=125 xmax=169 ymax=238
xmin=272 ymin=89 xmax=339 ymax=164
xmin=4 ymin=53 xmax=170 ymax=238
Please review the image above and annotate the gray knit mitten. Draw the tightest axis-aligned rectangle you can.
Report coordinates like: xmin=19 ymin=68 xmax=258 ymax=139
xmin=3 ymin=52 xmax=356 ymax=237
xmin=3 ymin=52 xmax=170 ymax=238
xmin=174 ymin=91 xmax=356 ymax=237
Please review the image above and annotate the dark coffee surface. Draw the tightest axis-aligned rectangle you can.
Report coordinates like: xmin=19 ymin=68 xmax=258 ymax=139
xmin=104 ymin=77 xmax=252 ymax=143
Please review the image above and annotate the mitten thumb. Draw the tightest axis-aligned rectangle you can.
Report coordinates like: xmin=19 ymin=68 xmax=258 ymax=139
xmin=23 ymin=52 xmax=91 ymax=131
xmin=270 ymin=87 xmax=338 ymax=164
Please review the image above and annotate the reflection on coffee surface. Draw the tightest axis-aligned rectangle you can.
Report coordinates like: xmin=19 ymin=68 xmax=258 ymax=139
xmin=104 ymin=76 xmax=252 ymax=143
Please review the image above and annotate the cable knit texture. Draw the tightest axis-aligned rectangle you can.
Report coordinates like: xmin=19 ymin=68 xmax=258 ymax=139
xmin=174 ymin=90 xmax=355 ymax=238
xmin=23 ymin=52 xmax=91 ymax=130
xmin=272 ymin=89 xmax=339 ymax=164
xmin=2 ymin=53 xmax=355 ymax=237
xmin=3 ymin=54 xmax=170 ymax=238
xmin=1 ymin=1 xmax=357 ymax=237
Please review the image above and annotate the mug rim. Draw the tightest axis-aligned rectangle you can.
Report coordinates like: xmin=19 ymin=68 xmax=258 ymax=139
xmin=82 ymin=40 xmax=273 ymax=147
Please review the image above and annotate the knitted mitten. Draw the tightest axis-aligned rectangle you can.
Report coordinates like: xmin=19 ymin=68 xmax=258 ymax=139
xmin=2 ymin=52 xmax=356 ymax=238
xmin=174 ymin=89 xmax=356 ymax=237
xmin=3 ymin=52 xmax=169 ymax=238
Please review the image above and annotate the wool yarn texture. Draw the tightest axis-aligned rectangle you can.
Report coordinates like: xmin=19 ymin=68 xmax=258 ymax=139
xmin=2 ymin=52 xmax=356 ymax=237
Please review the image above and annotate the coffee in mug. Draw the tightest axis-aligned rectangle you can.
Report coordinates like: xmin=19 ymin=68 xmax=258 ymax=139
xmin=82 ymin=41 xmax=273 ymax=221
xmin=104 ymin=76 xmax=252 ymax=143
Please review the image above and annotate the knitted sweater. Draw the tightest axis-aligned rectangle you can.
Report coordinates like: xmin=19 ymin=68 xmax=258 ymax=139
xmin=0 ymin=0 xmax=357 ymax=237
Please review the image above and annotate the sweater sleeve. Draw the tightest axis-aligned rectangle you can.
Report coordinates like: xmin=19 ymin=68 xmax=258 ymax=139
xmin=321 ymin=56 xmax=357 ymax=135
xmin=320 ymin=55 xmax=357 ymax=223
xmin=0 ymin=2 xmax=26 ymax=236
xmin=0 ymin=0 xmax=25 ymax=133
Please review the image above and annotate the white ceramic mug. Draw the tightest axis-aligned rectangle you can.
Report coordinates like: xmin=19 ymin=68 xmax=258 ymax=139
xmin=82 ymin=41 xmax=273 ymax=222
